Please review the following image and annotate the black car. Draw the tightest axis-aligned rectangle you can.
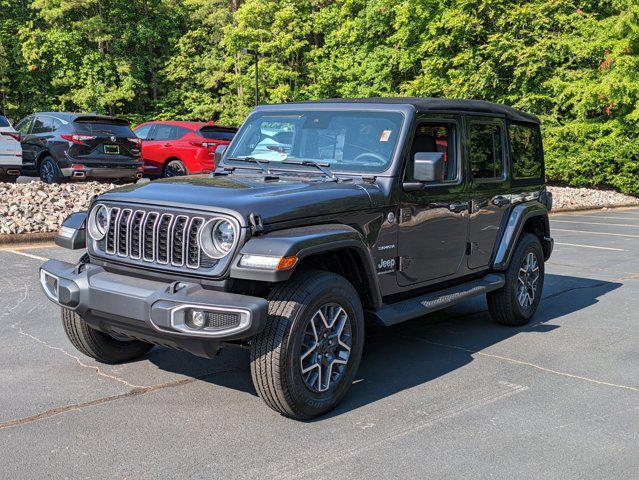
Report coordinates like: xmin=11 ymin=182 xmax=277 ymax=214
xmin=14 ymin=112 xmax=143 ymax=183
xmin=40 ymin=98 xmax=553 ymax=420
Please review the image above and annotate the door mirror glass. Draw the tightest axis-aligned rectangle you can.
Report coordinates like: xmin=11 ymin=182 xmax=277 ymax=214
xmin=214 ymin=144 xmax=228 ymax=164
xmin=413 ymin=152 xmax=445 ymax=183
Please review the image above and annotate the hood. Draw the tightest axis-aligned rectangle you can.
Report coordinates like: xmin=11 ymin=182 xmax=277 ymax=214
xmin=98 ymin=174 xmax=383 ymax=225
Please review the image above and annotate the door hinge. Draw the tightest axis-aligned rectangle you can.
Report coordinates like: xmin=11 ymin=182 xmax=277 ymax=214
xmin=398 ymin=256 xmax=411 ymax=271
xmin=400 ymin=208 xmax=411 ymax=224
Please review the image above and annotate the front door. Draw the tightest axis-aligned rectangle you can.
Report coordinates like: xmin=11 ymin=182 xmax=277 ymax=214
xmin=466 ymin=116 xmax=511 ymax=269
xmin=397 ymin=118 xmax=468 ymax=287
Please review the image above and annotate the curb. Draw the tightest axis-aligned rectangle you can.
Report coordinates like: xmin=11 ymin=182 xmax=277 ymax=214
xmin=0 ymin=232 xmax=55 ymax=246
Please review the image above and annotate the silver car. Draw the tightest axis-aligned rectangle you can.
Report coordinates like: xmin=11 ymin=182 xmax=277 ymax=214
xmin=0 ymin=115 xmax=22 ymax=183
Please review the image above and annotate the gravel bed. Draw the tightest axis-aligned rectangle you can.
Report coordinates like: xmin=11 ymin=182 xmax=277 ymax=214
xmin=1 ymin=181 xmax=638 ymax=236
xmin=0 ymin=181 xmax=115 ymax=235
xmin=547 ymin=186 xmax=639 ymax=211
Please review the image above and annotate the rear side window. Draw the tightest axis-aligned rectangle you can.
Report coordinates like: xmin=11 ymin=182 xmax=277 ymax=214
xmin=134 ymin=124 xmax=153 ymax=140
xmin=469 ymin=123 xmax=504 ymax=180
xmin=74 ymin=121 xmax=134 ymax=137
xmin=0 ymin=116 xmax=10 ymax=127
xmin=509 ymin=124 xmax=542 ymax=180
xmin=199 ymin=127 xmax=237 ymax=141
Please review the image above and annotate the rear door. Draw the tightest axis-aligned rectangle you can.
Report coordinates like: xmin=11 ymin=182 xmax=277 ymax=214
xmin=466 ymin=116 xmax=510 ymax=269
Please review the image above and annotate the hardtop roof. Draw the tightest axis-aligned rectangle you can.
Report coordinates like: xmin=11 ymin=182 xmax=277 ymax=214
xmin=287 ymin=97 xmax=540 ymax=124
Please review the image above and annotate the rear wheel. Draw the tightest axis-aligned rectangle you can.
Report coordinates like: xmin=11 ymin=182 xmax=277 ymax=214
xmin=487 ymin=233 xmax=545 ymax=326
xmin=250 ymin=271 xmax=365 ymax=420
xmin=61 ymin=308 xmax=153 ymax=363
xmin=163 ymin=159 xmax=187 ymax=178
xmin=39 ymin=156 xmax=64 ymax=184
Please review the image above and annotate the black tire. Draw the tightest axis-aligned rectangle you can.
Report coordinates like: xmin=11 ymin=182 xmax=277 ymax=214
xmin=0 ymin=174 xmax=17 ymax=183
xmin=61 ymin=308 xmax=153 ymax=363
xmin=250 ymin=271 xmax=365 ymax=420
xmin=487 ymin=233 xmax=545 ymax=326
xmin=163 ymin=159 xmax=187 ymax=178
xmin=39 ymin=156 xmax=64 ymax=184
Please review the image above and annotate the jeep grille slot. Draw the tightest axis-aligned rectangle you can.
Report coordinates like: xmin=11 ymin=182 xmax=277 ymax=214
xmin=96 ymin=206 xmax=234 ymax=275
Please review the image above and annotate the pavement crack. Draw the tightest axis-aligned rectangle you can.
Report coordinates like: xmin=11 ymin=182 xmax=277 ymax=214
xmin=396 ymin=334 xmax=639 ymax=393
xmin=9 ymin=321 xmax=143 ymax=389
xmin=0 ymin=367 xmax=246 ymax=431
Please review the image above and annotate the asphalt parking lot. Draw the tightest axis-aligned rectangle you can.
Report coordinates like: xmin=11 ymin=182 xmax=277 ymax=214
xmin=1 ymin=208 xmax=638 ymax=479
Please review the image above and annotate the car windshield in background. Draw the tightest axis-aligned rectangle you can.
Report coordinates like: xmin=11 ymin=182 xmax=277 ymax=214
xmin=0 ymin=116 xmax=10 ymax=127
xmin=224 ymin=110 xmax=404 ymax=173
xmin=200 ymin=128 xmax=236 ymax=141
xmin=74 ymin=121 xmax=134 ymax=137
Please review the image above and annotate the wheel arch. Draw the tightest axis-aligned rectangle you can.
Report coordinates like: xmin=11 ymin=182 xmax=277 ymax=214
xmin=162 ymin=157 xmax=188 ymax=175
xmin=230 ymin=224 xmax=383 ymax=310
xmin=492 ymin=201 xmax=553 ymax=270
xmin=35 ymin=150 xmax=54 ymax=170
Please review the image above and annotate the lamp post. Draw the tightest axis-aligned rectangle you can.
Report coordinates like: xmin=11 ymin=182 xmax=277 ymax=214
xmin=241 ymin=48 xmax=263 ymax=106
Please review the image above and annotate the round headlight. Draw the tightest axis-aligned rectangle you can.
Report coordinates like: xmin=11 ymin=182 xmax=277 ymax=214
xmin=200 ymin=218 xmax=237 ymax=259
xmin=88 ymin=204 xmax=109 ymax=240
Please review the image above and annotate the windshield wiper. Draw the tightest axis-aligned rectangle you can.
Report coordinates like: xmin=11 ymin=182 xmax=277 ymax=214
xmin=282 ymin=160 xmax=337 ymax=181
xmin=227 ymin=156 xmax=271 ymax=175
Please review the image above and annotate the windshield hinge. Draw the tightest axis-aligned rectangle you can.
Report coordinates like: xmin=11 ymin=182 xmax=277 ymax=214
xmin=249 ymin=213 xmax=264 ymax=236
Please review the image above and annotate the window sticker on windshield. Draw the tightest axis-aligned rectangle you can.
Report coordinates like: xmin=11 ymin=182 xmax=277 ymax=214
xmin=380 ymin=130 xmax=392 ymax=142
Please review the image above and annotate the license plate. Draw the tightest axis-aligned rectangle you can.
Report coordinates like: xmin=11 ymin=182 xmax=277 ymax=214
xmin=104 ymin=145 xmax=120 ymax=155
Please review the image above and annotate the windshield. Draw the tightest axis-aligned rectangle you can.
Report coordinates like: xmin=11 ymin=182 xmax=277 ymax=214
xmin=224 ymin=110 xmax=404 ymax=173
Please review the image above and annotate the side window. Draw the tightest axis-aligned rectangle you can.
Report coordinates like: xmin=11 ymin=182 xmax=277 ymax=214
xmin=134 ymin=124 xmax=153 ymax=140
xmin=510 ymin=124 xmax=542 ymax=180
xmin=15 ymin=117 xmax=33 ymax=135
xmin=172 ymin=126 xmax=189 ymax=139
xmin=153 ymin=124 xmax=174 ymax=141
xmin=406 ymin=123 xmax=457 ymax=182
xmin=469 ymin=123 xmax=503 ymax=180
xmin=32 ymin=116 xmax=54 ymax=134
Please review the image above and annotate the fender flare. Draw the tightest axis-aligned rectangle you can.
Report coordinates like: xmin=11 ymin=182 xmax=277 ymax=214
xmin=492 ymin=201 xmax=552 ymax=270
xmin=230 ymin=224 xmax=383 ymax=307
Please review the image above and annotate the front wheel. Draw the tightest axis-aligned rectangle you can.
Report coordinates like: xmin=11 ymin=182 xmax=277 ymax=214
xmin=487 ymin=233 xmax=545 ymax=326
xmin=61 ymin=308 xmax=153 ymax=363
xmin=250 ymin=271 xmax=365 ymax=420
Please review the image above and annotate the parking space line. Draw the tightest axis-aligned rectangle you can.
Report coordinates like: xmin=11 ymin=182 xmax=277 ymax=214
xmin=551 ymin=219 xmax=639 ymax=228
xmin=1 ymin=250 xmax=49 ymax=261
xmin=555 ymin=242 xmax=626 ymax=252
xmin=557 ymin=214 xmax=639 ymax=221
xmin=552 ymin=228 xmax=639 ymax=238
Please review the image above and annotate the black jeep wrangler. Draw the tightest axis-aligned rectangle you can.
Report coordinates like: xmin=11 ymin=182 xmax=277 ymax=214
xmin=40 ymin=98 xmax=553 ymax=420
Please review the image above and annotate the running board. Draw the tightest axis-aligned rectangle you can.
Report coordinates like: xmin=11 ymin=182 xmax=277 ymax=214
xmin=367 ymin=274 xmax=505 ymax=326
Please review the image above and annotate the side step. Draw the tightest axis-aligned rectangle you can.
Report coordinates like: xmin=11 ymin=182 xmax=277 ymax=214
xmin=367 ymin=273 xmax=505 ymax=326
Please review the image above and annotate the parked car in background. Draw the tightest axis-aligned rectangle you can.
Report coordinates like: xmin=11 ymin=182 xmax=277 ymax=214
xmin=14 ymin=113 xmax=143 ymax=184
xmin=0 ymin=115 xmax=22 ymax=183
xmin=133 ymin=121 xmax=237 ymax=177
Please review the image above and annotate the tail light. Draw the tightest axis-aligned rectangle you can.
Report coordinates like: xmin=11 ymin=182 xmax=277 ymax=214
xmin=61 ymin=134 xmax=96 ymax=145
xmin=189 ymin=140 xmax=218 ymax=148
xmin=0 ymin=131 xmax=20 ymax=142
xmin=128 ymin=137 xmax=142 ymax=146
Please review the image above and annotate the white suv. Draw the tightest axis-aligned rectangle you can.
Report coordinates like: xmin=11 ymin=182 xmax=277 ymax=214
xmin=0 ymin=115 xmax=22 ymax=183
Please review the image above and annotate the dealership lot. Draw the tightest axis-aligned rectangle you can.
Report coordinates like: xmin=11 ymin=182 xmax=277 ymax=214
xmin=0 ymin=209 xmax=637 ymax=479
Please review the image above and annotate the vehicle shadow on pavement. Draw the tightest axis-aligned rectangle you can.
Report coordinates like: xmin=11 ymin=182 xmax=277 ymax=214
xmin=322 ymin=273 xmax=621 ymax=420
xmin=144 ymin=273 xmax=621 ymax=419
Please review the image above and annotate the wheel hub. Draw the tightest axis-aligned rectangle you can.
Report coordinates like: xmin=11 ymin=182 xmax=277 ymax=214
xmin=299 ymin=303 xmax=352 ymax=393
xmin=517 ymin=251 xmax=540 ymax=309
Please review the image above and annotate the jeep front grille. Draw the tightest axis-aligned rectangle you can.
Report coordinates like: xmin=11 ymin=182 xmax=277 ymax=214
xmin=99 ymin=207 xmax=211 ymax=270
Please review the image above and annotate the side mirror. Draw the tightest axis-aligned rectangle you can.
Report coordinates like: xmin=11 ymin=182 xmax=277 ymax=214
xmin=214 ymin=144 xmax=228 ymax=165
xmin=413 ymin=152 xmax=444 ymax=182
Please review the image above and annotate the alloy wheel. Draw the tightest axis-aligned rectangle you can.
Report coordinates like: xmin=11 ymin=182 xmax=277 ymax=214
xmin=164 ymin=161 xmax=186 ymax=177
xmin=40 ymin=160 xmax=56 ymax=183
xmin=299 ymin=303 xmax=352 ymax=393
xmin=517 ymin=251 xmax=540 ymax=309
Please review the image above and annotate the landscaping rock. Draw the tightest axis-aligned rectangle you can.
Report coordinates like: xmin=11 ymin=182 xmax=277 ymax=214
xmin=547 ymin=186 xmax=639 ymax=211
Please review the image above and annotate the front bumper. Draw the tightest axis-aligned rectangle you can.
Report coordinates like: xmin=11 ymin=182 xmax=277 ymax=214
xmin=39 ymin=259 xmax=268 ymax=358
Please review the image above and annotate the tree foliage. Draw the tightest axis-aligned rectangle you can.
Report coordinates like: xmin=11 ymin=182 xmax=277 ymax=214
xmin=1 ymin=0 xmax=638 ymax=192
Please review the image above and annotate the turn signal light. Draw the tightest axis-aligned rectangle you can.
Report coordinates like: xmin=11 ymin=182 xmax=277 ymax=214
xmin=239 ymin=254 xmax=298 ymax=271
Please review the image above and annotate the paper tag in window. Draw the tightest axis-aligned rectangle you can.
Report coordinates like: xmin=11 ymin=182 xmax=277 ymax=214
xmin=380 ymin=130 xmax=392 ymax=142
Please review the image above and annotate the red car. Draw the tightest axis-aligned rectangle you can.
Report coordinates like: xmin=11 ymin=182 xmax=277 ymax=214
xmin=133 ymin=121 xmax=237 ymax=177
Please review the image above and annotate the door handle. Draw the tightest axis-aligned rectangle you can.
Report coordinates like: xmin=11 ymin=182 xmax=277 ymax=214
xmin=493 ymin=196 xmax=510 ymax=207
xmin=163 ymin=143 xmax=171 ymax=147
xmin=449 ymin=202 xmax=469 ymax=213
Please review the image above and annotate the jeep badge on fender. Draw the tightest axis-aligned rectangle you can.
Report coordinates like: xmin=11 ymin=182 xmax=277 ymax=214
xmin=40 ymin=98 xmax=553 ymax=420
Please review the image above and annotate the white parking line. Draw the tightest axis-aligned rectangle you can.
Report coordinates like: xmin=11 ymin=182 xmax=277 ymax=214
xmin=553 ymin=228 xmax=639 ymax=238
xmin=555 ymin=242 xmax=626 ymax=252
xmin=551 ymin=219 xmax=639 ymax=228
xmin=559 ymin=214 xmax=639 ymax=221
xmin=2 ymin=250 xmax=49 ymax=261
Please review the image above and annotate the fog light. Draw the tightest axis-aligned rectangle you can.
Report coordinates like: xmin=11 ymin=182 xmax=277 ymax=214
xmin=40 ymin=270 xmax=59 ymax=302
xmin=189 ymin=310 xmax=206 ymax=329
